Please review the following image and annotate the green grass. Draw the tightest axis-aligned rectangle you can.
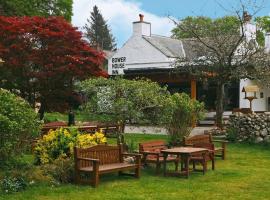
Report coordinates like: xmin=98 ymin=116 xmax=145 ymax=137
xmin=1 ymin=134 xmax=270 ymax=200
xmin=44 ymin=112 xmax=113 ymax=123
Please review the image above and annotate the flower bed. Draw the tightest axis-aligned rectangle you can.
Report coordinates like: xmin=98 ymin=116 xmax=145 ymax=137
xmin=34 ymin=127 xmax=106 ymax=165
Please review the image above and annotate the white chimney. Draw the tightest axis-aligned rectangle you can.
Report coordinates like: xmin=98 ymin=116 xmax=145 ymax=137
xmin=265 ymin=33 xmax=270 ymax=53
xmin=240 ymin=12 xmax=256 ymax=42
xmin=133 ymin=14 xmax=151 ymax=37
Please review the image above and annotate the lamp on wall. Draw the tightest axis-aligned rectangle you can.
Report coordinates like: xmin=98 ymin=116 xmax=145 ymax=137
xmin=242 ymin=85 xmax=259 ymax=111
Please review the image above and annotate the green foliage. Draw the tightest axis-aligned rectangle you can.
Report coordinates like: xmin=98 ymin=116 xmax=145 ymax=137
xmin=79 ymin=78 xmax=204 ymax=144
xmin=172 ymin=16 xmax=240 ymax=39
xmin=0 ymin=89 xmax=40 ymax=164
xmin=79 ymin=77 xmax=170 ymax=126
xmin=226 ymin=126 xmax=238 ymax=142
xmin=34 ymin=128 xmax=106 ymax=165
xmin=255 ymin=16 xmax=270 ymax=32
xmin=84 ymin=5 xmax=117 ymax=50
xmin=44 ymin=112 xmax=67 ymax=123
xmin=1 ymin=176 xmax=27 ymax=194
xmin=43 ymin=111 xmax=113 ymax=123
xmin=171 ymin=14 xmax=269 ymax=128
xmin=42 ymin=155 xmax=74 ymax=183
xmin=0 ymin=0 xmax=73 ymax=21
xmin=255 ymin=16 xmax=270 ymax=46
xmin=166 ymin=93 xmax=205 ymax=144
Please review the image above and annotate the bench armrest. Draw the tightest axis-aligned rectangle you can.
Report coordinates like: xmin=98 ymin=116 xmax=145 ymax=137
xmin=77 ymin=157 xmax=100 ymax=163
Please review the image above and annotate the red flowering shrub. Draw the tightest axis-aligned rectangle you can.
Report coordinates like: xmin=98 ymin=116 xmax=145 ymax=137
xmin=0 ymin=16 xmax=108 ymax=112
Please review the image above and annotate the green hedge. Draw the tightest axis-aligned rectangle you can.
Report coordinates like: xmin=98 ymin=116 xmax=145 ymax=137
xmin=0 ymin=89 xmax=40 ymax=165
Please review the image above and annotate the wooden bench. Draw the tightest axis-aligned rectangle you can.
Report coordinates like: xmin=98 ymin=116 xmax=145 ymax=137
xmin=190 ymin=143 xmax=215 ymax=174
xmin=183 ymin=134 xmax=228 ymax=160
xmin=139 ymin=140 xmax=179 ymax=174
xmin=74 ymin=145 xmax=141 ymax=187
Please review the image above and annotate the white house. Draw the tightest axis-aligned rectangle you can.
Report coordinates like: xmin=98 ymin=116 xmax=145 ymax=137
xmin=108 ymin=14 xmax=270 ymax=112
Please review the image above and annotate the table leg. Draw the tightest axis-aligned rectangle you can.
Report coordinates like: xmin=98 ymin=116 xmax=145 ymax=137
xmin=181 ymin=156 xmax=184 ymax=171
xmin=185 ymin=155 xmax=190 ymax=179
xmin=163 ymin=153 xmax=168 ymax=176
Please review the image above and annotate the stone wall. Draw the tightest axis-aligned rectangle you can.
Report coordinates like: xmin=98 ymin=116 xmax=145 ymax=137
xmin=228 ymin=113 xmax=270 ymax=143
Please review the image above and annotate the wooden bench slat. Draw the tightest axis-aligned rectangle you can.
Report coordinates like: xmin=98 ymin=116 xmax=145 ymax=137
xmin=183 ymin=134 xmax=227 ymax=160
xmin=80 ymin=163 xmax=137 ymax=172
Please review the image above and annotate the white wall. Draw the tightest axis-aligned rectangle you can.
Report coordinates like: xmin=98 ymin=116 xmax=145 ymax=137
xmin=239 ymin=79 xmax=270 ymax=111
xmin=242 ymin=23 xmax=256 ymax=42
xmin=265 ymin=33 xmax=270 ymax=53
xmin=108 ymin=35 xmax=172 ymax=75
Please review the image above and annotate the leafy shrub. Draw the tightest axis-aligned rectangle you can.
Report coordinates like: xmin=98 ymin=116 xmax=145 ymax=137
xmin=25 ymin=166 xmax=54 ymax=184
xmin=166 ymin=93 xmax=205 ymax=145
xmin=34 ymin=128 xmax=106 ymax=165
xmin=0 ymin=89 xmax=40 ymax=165
xmin=1 ymin=176 xmax=27 ymax=193
xmin=226 ymin=126 xmax=238 ymax=142
xmin=125 ymin=139 xmax=136 ymax=153
xmin=78 ymin=77 xmax=170 ymax=126
xmin=42 ymin=155 xmax=74 ymax=183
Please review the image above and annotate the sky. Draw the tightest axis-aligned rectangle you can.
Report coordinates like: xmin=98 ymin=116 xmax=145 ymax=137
xmin=72 ymin=0 xmax=270 ymax=48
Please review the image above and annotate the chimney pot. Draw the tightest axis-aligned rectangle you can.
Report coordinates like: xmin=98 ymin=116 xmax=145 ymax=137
xmin=243 ymin=11 xmax=252 ymax=22
xmin=139 ymin=14 xmax=144 ymax=22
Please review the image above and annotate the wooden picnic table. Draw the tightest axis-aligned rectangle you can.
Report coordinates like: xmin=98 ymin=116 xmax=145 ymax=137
xmin=161 ymin=147 xmax=209 ymax=178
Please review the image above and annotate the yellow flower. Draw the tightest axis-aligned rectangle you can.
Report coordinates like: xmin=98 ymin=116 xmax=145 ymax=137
xmin=34 ymin=127 xmax=107 ymax=164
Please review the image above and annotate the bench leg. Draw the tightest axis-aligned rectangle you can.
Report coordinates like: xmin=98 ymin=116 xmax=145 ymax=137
xmin=211 ymin=153 xmax=215 ymax=170
xmin=175 ymin=161 xmax=179 ymax=171
xmin=222 ymin=143 xmax=226 ymax=160
xmin=135 ymin=166 xmax=140 ymax=178
xmin=135 ymin=157 xmax=141 ymax=178
xmin=156 ymin=163 xmax=161 ymax=174
xmin=202 ymin=161 xmax=207 ymax=175
xmin=118 ymin=171 xmax=123 ymax=176
xmin=74 ymin=170 xmax=80 ymax=184
xmin=222 ymin=149 xmax=226 ymax=160
xmin=92 ymin=171 xmax=99 ymax=187
xmin=212 ymin=158 xmax=215 ymax=170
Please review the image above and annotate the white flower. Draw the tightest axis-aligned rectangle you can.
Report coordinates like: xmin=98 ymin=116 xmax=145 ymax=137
xmin=29 ymin=180 xmax=35 ymax=185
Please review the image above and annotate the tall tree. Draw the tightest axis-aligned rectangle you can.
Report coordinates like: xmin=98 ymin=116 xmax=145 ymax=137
xmin=255 ymin=16 xmax=270 ymax=46
xmin=0 ymin=0 xmax=73 ymax=21
xmin=84 ymin=5 xmax=117 ymax=51
xmin=0 ymin=16 xmax=107 ymax=117
xmin=171 ymin=11 xmax=269 ymax=128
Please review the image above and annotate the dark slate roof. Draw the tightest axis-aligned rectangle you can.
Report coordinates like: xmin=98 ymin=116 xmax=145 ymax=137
xmin=181 ymin=38 xmax=207 ymax=61
xmin=143 ymin=35 xmax=185 ymax=58
xmin=143 ymin=35 xmax=204 ymax=60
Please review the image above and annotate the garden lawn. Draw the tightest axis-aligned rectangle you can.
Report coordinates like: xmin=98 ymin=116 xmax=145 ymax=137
xmin=1 ymin=134 xmax=270 ymax=200
xmin=44 ymin=112 xmax=118 ymax=123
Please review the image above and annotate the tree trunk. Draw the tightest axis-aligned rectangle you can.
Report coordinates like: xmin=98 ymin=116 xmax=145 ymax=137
xmin=216 ymin=81 xmax=225 ymax=129
xmin=38 ymin=101 xmax=45 ymax=120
